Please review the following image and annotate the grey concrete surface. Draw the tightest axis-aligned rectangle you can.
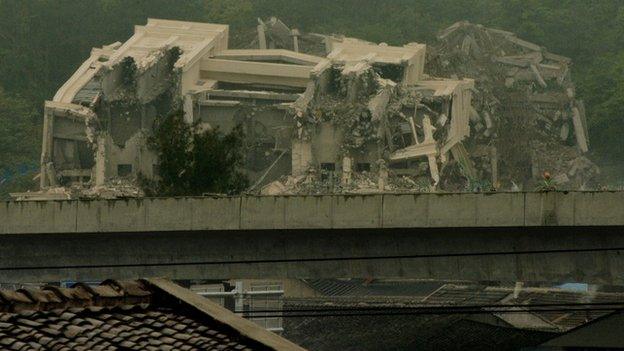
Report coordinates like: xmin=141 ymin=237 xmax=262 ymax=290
xmin=1 ymin=225 xmax=624 ymax=284
xmin=1 ymin=192 xmax=623 ymax=284
xmin=2 ymin=192 xmax=624 ymax=235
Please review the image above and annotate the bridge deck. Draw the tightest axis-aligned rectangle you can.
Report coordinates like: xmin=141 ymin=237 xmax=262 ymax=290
xmin=1 ymin=192 xmax=623 ymax=284
xmin=1 ymin=192 xmax=623 ymax=234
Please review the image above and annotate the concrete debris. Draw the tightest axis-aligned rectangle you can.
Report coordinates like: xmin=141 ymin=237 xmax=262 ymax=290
xmin=10 ymin=178 xmax=143 ymax=200
xmin=261 ymin=170 xmax=433 ymax=195
xmin=18 ymin=18 xmax=602 ymax=200
xmin=78 ymin=178 xmax=145 ymax=199
xmin=10 ymin=187 xmax=72 ymax=201
xmin=427 ymin=21 xmax=598 ymax=190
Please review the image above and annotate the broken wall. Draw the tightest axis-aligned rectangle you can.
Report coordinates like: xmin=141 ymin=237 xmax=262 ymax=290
xmin=39 ymin=47 xmax=182 ymax=197
xmin=40 ymin=102 xmax=99 ymax=188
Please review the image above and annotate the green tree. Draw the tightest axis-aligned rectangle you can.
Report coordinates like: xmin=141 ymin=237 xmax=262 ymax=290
xmin=0 ymin=87 xmax=39 ymax=171
xmin=0 ymin=86 xmax=40 ymax=199
xmin=147 ymin=110 xmax=249 ymax=196
xmin=577 ymin=52 xmax=624 ymax=160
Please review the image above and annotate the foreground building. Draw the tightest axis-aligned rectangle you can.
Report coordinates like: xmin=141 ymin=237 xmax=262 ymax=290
xmin=0 ymin=278 xmax=305 ymax=350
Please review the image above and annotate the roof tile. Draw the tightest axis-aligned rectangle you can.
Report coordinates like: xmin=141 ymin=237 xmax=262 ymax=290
xmin=0 ymin=279 xmax=301 ymax=351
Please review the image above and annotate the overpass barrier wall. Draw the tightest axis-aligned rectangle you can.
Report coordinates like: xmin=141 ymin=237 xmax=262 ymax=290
xmin=1 ymin=192 xmax=624 ymax=234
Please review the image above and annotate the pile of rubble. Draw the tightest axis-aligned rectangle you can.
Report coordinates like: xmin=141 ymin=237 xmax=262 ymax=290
xmin=254 ymin=19 xmax=600 ymax=195
xmin=76 ymin=178 xmax=145 ymax=199
xmin=427 ymin=21 xmax=599 ymax=190
xmin=10 ymin=178 xmax=144 ymax=200
xmin=262 ymin=170 xmax=434 ymax=195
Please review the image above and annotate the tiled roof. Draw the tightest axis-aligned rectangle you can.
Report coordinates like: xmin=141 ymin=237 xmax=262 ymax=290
xmin=297 ymin=281 xmax=624 ymax=332
xmin=0 ymin=279 xmax=305 ymax=351
xmin=420 ymin=284 xmax=624 ymax=331
xmin=283 ymin=304 xmax=556 ymax=351
xmin=302 ymin=280 xmax=369 ymax=297
xmin=302 ymin=279 xmax=444 ymax=297
xmin=414 ymin=284 xmax=624 ymax=331
xmin=420 ymin=284 xmax=511 ymax=306
xmin=508 ymin=287 xmax=624 ymax=330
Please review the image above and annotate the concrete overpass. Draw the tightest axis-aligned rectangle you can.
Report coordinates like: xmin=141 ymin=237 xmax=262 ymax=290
xmin=1 ymin=192 xmax=623 ymax=284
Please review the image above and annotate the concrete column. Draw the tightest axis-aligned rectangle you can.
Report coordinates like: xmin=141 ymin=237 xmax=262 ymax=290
xmin=40 ymin=109 xmax=55 ymax=189
xmin=341 ymin=156 xmax=352 ymax=186
xmin=39 ymin=164 xmax=49 ymax=189
xmin=572 ymin=106 xmax=588 ymax=153
xmin=491 ymin=146 xmax=499 ymax=187
xmin=257 ymin=24 xmax=267 ymax=50
xmin=292 ymin=140 xmax=312 ymax=176
xmin=291 ymin=29 xmax=300 ymax=52
xmin=94 ymin=135 xmax=107 ymax=186
xmin=423 ymin=116 xmax=435 ymax=143
xmin=46 ymin=162 xmax=58 ymax=187
xmin=183 ymin=94 xmax=194 ymax=124
xmin=409 ymin=116 xmax=419 ymax=144
xmin=377 ymin=159 xmax=388 ymax=191
xmin=234 ymin=281 xmax=244 ymax=317
xmin=428 ymin=154 xmax=440 ymax=185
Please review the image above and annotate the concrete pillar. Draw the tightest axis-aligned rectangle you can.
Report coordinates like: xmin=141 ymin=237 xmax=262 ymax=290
xmin=513 ymin=282 xmax=524 ymax=299
xmin=234 ymin=281 xmax=244 ymax=317
xmin=291 ymin=29 xmax=300 ymax=52
xmin=409 ymin=116 xmax=419 ymax=144
xmin=324 ymin=37 xmax=333 ymax=55
xmin=428 ymin=154 xmax=440 ymax=185
xmin=257 ymin=24 xmax=267 ymax=50
xmin=377 ymin=159 xmax=388 ymax=191
xmin=341 ymin=156 xmax=353 ymax=186
xmin=183 ymin=94 xmax=194 ymax=124
xmin=423 ymin=116 xmax=435 ymax=143
xmin=39 ymin=164 xmax=48 ymax=189
xmin=572 ymin=106 xmax=588 ymax=153
xmin=292 ymin=140 xmax=312 ymax=176
xmin=491 ymin=146 xmax=499 ymax=187
xmin=94 ymin=135 xmax=107 ymax=186
xmin=40 ymin=109 xmax=55 ymax=189
xmin=46 ymin=162 xmax=58 ymax=188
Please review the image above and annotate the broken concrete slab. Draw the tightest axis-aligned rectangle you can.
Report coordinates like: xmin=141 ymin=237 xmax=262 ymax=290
xmin=572 ymin=107 xmax=589 ymax=153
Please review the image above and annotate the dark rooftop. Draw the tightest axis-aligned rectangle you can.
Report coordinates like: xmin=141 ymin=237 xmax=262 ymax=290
xmin=0 ymin=279 xmax=304 ymax=351
xmin=283 ymin=280 xmax=624 ymax=350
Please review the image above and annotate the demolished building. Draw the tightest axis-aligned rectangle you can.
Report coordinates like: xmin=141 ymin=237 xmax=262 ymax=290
xmin=427 ymin=22 xmax=598 ymax=190
xmin=14 ymin=18 xmax=598 ymax=200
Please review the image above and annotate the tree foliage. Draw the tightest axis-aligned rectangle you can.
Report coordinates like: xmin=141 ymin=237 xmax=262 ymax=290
xmin=0 ymin=86 xmax=39 ymax=172
xmin=146 ymin=110 xmax=249 ymax=196
xmin=0 ymin=86 xmax=39 ymax=199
